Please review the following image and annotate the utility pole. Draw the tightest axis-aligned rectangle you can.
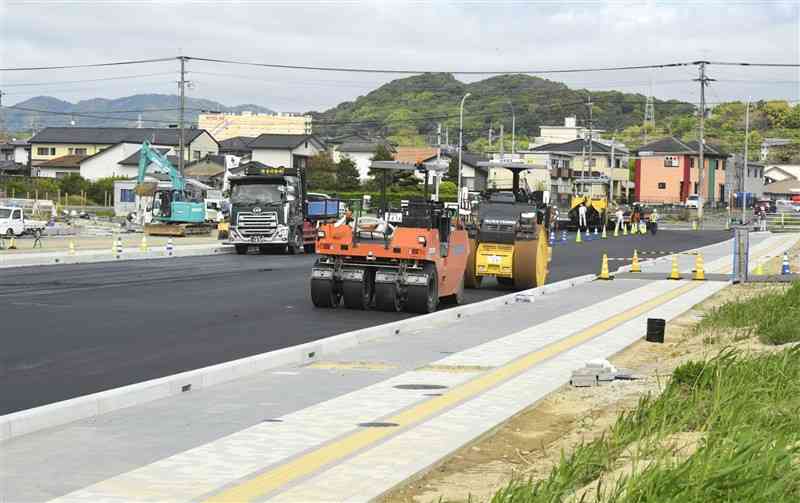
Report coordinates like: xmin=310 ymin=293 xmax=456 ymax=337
xmin=445 ymin=127 xmax=449 ymax=147
xmin=694 ymin=61 xmax=714 ymax=225
xmin=585 ymin=95 xmax=593 ymax=197
xmin=0 ymin=89 xmax=6 ymax=141
xmin=178 ymin=56 xmax=187 ymax=175
xmin=435 ymin=123 xmax=442 ymax=202
xmin=488 ymin=125 xmax=493 ymax=147
xmin=499 ymin=123 xmax=504 ymax=157
xmin=743 ymin=97 xmax=751 ymax=224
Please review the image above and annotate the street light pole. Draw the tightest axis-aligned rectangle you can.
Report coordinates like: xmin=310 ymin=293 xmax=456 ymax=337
xmin=458 ymin=92 xmax=471 ymax=210
xmin=507 ymin=99 xmax=516 ymax=154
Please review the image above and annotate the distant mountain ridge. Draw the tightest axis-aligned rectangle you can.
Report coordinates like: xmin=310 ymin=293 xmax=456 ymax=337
xmin=5 ymin=94 xmax=273 ymax=132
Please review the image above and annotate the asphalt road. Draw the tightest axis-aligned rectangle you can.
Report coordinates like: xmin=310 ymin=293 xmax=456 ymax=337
xmin=0 ymin=230 xmax=730 ymax=414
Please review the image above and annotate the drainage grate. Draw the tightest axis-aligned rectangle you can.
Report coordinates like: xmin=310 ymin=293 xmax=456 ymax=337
xmin=358 ymin=422 xmax=399 ymax=428
xmin=393 ymin=384 xmax=448 ymax=390
xmin=263 ymin=419 xmax=283 ymax=423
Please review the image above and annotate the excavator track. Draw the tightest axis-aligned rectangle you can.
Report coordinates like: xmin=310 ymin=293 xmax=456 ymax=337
xmin=144 ymin=223 xmax=214 ymax=237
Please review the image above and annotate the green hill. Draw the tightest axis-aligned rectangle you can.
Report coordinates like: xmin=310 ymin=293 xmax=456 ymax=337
xmin=310 ymin=73 xmax=696 ymax=149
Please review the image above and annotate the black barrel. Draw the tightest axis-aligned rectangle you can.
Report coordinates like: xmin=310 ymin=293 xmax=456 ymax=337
xmin=646 ymin=318 xmax=666 ymax=343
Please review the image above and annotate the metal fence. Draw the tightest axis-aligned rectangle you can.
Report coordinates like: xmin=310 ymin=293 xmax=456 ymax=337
xmin=766 ymin=212 xmax=800 ymax=232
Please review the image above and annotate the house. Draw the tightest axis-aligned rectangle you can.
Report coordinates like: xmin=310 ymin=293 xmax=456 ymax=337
xmin=725 ymin=155 xmax=765 ymax=202
xmin=635 ymin=137 xmax=727 ymax=205
xmin=764 ymin=164 xmax=800 ymax=184
xmin=184 ymin=154 xmax=241 ymax=189
xmin=1 ymin=139 xmax=30 ymax=166
xmin=29 ymin=127 xmax=219 ymax=179
xmin=248 ymin=134 xmax=326 ymax=171
xmin=218 ymin=136 xmax=256 ymax=158
xmin=35 ymin=154 xmax=86 ymax=178
xmin=329 ymin=136 xmax=396 ymax=181
xmin=531 ymin=116 xmax=604 ymax=148
xmin=393 ymin=147 xmax=439 ymax=165
xmin=763 ymin=179 xmax=800 ymax=200
xmin=419 ymin=150 xmax=489 ymax=191
xmin=532 ymin=139 xmax=631 ymax=201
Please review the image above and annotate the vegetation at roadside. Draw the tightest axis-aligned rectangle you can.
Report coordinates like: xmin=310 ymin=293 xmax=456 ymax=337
xmin=484 ymin=283 xmax=800 ymax=503
xmin=695 ymin=281 xmax=800 ymax=345
xmin=0 ymin=174 xmax=120 ymax=206
xmin=490 ymin=346 xmax=800 ymax=502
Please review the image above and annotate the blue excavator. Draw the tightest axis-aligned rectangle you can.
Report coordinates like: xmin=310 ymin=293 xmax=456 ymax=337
xmin=137 ymin=141 xmax=210 ymax=236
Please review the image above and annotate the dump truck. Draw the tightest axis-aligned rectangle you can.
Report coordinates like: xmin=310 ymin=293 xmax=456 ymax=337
xmin=227 ymin=165 xmax=341 ymax=254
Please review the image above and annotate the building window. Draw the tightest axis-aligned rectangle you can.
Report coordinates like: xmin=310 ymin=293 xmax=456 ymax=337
xmin=664 ymin=156 xmax=679 ymax=167
xmin=55 ymin=171 xmax=70 ymax=179
xmin=689 ymin=158 xmax=695 ymax=168
xmin=658 ymin=182 xmax=667 ymax=189
xmin=693 ymin=182 xmax=699 ymax=194
xmin=74 ymin=148 xmax=87 ymax=156
xmin=119 ymin=189 xmax=136 ymax=203
xmin=37 ymin=147 xmax=56 ymax=156
xmin=193 ymin=150 xmax=201 ymax=160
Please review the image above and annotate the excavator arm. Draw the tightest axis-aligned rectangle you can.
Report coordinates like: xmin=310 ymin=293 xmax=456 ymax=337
xmin=137 ymin=141 xmax=185 ymax=192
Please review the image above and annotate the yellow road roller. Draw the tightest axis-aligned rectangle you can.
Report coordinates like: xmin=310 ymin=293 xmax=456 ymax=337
xmin=464 ymin=191 xmax=551 ymax=289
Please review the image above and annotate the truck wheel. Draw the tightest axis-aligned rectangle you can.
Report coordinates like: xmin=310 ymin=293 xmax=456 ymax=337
xmin=406 ymin=264 xmax=438 ymax=314
xmin=375 ymin=279 xmax=403 ymax=312
xmin=288 ymin=228 xmax=304 ymax=255
xmin=311 ymin=277 xmax=340 ymax=308
xmin=235 ymin=244 xmax=249 ymax=255
xmin=5 ymin=228 xmax=15 ymax=238
xmin=342 ymin=271 xmax=373 ymax=310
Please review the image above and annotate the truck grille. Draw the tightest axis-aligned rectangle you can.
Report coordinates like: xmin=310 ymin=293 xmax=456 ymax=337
xmin=237 ymin=211 xmax=278 ymax=236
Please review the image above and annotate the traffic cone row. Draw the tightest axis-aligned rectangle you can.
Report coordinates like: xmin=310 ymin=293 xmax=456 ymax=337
xmin=139 ymin=235 xmax=149 ymax=253
xmin=166 ymin=238 xmax=175 ymax=257
xmin=68 ymin=240 xmax=76 ymax=256
xmin=8 ymin=236 xmax=16 ymax=249
xmin=782 ymin=253 xmax=792 ymax=275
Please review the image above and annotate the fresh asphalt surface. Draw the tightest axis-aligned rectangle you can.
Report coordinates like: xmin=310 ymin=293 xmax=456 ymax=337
xmin=0 ymin=230 xmax=730 ymax=414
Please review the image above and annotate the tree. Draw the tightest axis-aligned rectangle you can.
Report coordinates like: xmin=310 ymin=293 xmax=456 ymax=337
xmin=307 ymin=152 xmax=337 ymax=190
xmin=58 ymin=174 xmax=91 ymax=199
xmin=336 ymin=157 xmax=360 ymax=190
xmin=445 ymin=156 xmax=459 ymax=182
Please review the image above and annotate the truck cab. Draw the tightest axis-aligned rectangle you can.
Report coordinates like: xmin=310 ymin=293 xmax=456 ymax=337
xmin=0 ymin=206 xmax=24 ymax=236
xmin=227 ymin=166 xmax=306 ymax=255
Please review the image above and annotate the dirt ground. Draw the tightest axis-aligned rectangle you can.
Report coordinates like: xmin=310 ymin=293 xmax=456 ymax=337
xmin=382 ymin=245 xmax=800 ymax=503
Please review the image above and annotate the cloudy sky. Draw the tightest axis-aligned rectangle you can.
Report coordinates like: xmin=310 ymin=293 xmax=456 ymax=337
xmin=1 ymin=0 xmax=799 ymax=113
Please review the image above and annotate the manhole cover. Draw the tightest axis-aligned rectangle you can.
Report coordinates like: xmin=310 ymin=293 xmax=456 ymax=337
xmin=393 ymin=384 xmax=448 ymax=390
xmin=358 ymin=422 xmax=399 ymax=428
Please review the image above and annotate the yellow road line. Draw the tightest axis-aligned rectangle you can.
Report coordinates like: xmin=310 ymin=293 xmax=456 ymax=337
xmin=203 ymin=281 xmax=700 ymax=503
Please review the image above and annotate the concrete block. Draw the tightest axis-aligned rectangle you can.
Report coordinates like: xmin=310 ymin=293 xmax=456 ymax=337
xmin=96 ymin=382 xmax=173 ymax=415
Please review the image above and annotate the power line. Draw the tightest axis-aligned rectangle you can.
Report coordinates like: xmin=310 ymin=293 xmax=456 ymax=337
xmin=1 ymin=72 xmax=177 ymax=88
xmin=187 ymin=56 xmax=696 ymax=75
xmin=0 ymin=57 xmax=176 ymax=72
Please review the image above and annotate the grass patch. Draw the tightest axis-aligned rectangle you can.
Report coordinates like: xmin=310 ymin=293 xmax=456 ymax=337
xmin=489 ymin=347 xmax=800 ymax=502
xmin=695 ymin=281 xmax=800 ymax=345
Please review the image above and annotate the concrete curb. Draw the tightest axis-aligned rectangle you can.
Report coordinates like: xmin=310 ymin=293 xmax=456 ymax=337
xmin=0 ymin=243 xmax=233 ymax=269
xmin=0 ymin=273 xmax=595 ymax=443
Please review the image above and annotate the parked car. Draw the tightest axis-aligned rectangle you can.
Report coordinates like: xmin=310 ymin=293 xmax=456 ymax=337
xmin=685 ymin=194 xmax=700 ymax=209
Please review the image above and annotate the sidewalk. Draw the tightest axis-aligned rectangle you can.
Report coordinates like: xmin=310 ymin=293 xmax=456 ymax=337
xmin=1 ymin=233 xmax=796 ymax=503
xmin=0 ymin=234 xmax=230 ymax=268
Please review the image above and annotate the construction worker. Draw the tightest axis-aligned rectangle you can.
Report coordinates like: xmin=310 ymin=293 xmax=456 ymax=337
xmin=578 ymin=201 xmax=588 ymax=231
xmin=614 ymin=206 xmax=624 ymax=234
xmin=648 ymin=208 xmax=659 ymax=235
xmin=758 ymin=205 xmax=768 ymax=232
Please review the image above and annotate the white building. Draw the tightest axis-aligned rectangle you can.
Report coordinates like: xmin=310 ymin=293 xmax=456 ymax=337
xmin=331 ymin=137 xmax=396 ymax=181
xmin=531 ymin=116 xmax=605 ymax=148
xmin=199 ymin=111 xmax=312 ymax=141
xmin=249 ymin=134 xmax=326 ymax=171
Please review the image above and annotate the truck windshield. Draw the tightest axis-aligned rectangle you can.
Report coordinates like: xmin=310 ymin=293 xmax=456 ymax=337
xmin=0 ymin=209 xmax=11 ymax=218
xmin=231 ymin=184 xmax=283 ymax=204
